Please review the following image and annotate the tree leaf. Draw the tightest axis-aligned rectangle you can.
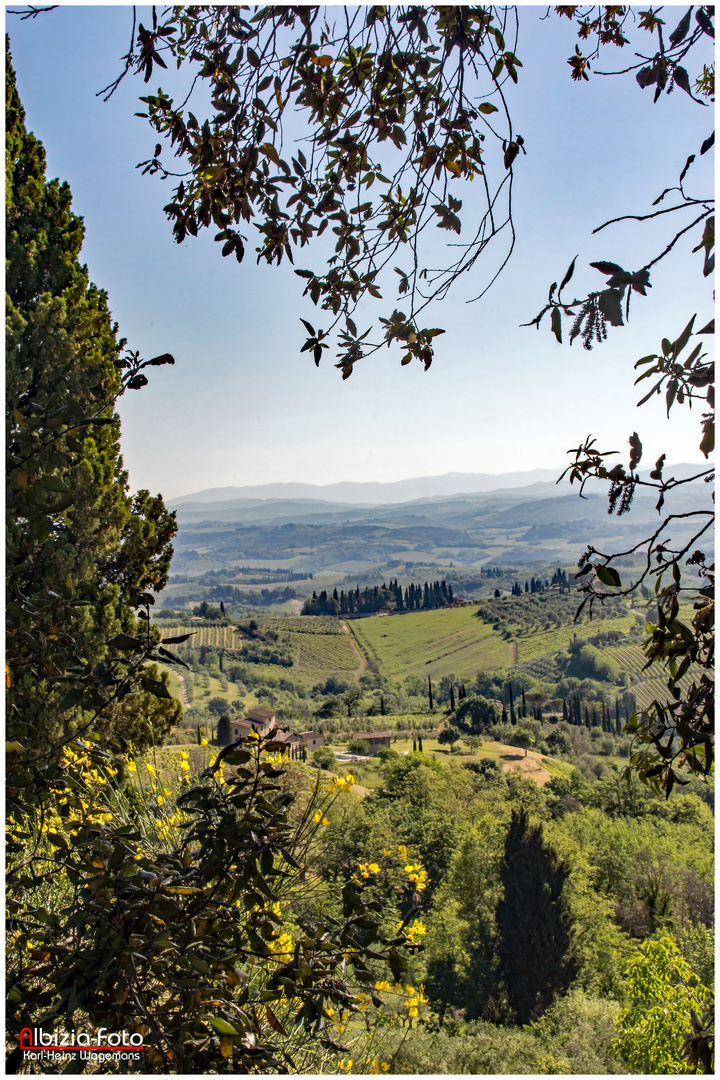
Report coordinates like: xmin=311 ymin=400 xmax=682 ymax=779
xmin=596 ymin=565 xmax=622 ymax=588
xmin=106 ymin=634 xmax=145 ymax=651
xmin=141 ymin=676 xmax=173 ymax=699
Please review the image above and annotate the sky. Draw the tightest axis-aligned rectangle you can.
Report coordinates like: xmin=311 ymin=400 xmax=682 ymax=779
xmin=7 ymin=4 xmax=714 ymax=500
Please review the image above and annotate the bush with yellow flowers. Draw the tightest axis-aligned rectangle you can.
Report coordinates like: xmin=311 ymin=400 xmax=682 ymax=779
xmin=7 ymin=729 xmax=423 ymax=1074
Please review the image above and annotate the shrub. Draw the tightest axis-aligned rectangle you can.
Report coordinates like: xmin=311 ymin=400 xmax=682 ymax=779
xmin=348 ymin=738 xmax=371 ymax=755
xmin=313 ymin=747 xmax=336 ymax=770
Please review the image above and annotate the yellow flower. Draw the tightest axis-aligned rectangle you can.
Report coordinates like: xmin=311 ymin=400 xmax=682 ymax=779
xmin=313 ymin=809 xmax=328 ymax=827
xmin=145 ymin=761 xmax=156 ymax=777
xmin=126 ymin=761 xmax=137 ymax=774
xmin=338 ymin=1059 xmax=353 ymax=1074
xmin=157 ymin=796 xmax=164 ymax=806
xmin=201 ymin=737 xmax=208 ymax=746
xmin=180 ymin=760 xmax=189 ymax=771
xmin=368 ymin=1059 xmax=390 ymax=1074
xmin=404 ymin=918 xmax=427 ymax=944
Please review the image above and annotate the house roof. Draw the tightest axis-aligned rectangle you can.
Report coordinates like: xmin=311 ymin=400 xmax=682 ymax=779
xmin=351 ymin=731 xmax=393 ymax=740
xmin=246 ymin=707 xmax=276 ymax=721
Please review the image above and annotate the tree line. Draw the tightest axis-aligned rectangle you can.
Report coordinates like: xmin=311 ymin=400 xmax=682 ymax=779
xmin=303 ymin=578 xmax=456 ymax=616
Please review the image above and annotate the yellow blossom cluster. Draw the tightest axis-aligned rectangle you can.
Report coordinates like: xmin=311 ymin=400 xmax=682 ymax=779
xmin=269 ymin=931 xmax=294 ymax=963
xmin=403 ymin=984 xmax=428 ymax=1017
xmin=403 ymin=862 xmax=428 ymax=891
xmin=314 ymin=809 xmax=329 ymax=827
xmin=368 ymin=1059 xmax=390 ymax=1073
xmin=403 ymin=918 xmax=427 ymax=945
xmin=372 ymin=979 xmax=428 ymax=1018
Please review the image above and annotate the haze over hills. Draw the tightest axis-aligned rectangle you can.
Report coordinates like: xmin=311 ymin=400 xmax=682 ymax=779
xmin=163 ymin=464 xmax=711 ymax=577
xmin=168 ymin=469 xmax=562 ymax=507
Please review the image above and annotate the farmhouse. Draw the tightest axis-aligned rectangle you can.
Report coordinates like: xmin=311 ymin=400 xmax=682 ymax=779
xmin=232 ymin=707 xmax=276 ymax=740
xmin=351 ymin=730 xmax=392 ymax=754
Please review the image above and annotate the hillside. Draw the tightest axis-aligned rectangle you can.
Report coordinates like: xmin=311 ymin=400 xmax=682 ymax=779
xmin=350 ymin=607 xmax=510 ymax=680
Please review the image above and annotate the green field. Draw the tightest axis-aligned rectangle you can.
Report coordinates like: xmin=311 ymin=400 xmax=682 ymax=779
xmin=516 ymin=614 xmax=637 ymax=662
xmin=294 ymin=631 xmax=363 ymax=675
xmin=606 ymin=644 xmax=696 ymax=710
xmin=349 ymin=607 xmax=510 ymax=680
xmin=156 ymin=624 xmax=239 ymax=649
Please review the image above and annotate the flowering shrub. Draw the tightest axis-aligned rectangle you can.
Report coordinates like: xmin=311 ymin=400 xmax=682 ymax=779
xmin=7 ymin=731 xmax=420 ymax=1073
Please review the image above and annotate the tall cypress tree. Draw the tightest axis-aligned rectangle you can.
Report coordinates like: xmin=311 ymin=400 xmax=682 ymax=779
xmin=6 ymin=46 xmax=179 ymax=748
xmin=495 ymin=811 xmax=576 ymax=1024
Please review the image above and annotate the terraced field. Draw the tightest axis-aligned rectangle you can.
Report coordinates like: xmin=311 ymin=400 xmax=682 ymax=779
xmin=349 ymin=607 xmax=509 ymax=680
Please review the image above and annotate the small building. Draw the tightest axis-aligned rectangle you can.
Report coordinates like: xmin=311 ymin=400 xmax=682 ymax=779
xmin=232 ymin=707 xmax=276 ymax=741
xmin=351 ymin=730 xmax=392 ymax=755
xmin=298 ymin=730 xmax=324 ymax=751
xmin=246 ymin=707 xmax=276 ymax=731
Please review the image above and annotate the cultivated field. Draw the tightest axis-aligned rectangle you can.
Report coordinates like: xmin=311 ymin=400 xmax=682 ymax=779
xmin=349 ymin=607 xmax=509 ymax=680
xmin=516 ymin=614 xmax=637 ymax=662
xmin=156 ymin=624 xmax=239 ymax=648
xmin=606 ymin=644 xmax=696 ymax=710
xmin=294 ymin=632 xmax=363 ymax=675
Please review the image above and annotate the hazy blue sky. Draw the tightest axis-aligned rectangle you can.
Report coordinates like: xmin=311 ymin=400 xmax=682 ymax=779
xmin=8 ymin=5 xmax=714 ymax=500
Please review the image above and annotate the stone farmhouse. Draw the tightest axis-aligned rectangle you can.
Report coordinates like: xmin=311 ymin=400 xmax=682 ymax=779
xmin=351 ymin=730 xmax=393 ymax=754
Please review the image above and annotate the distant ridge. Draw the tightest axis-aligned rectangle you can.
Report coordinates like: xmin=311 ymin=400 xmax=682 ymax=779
xmin=168 ymin=469 xmax=562 ymax=507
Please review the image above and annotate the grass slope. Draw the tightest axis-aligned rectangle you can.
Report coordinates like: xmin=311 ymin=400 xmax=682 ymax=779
xmin=516 ymin=614 xmax=637 ymax=662
xmin=349 ymin=607 xmax=509 ymax=680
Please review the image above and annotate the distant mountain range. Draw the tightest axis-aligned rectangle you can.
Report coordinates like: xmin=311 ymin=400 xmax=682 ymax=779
xmin=168 ymin=469 xmax=562 ymax=508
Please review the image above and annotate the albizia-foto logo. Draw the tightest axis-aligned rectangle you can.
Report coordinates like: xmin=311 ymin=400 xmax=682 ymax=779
xmin=18 ymin=1026 xmax=144 ymax=1064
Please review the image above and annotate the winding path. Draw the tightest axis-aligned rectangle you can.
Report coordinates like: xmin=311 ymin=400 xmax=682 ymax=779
xmin=176 ymin=673 xmax=191 ymax=707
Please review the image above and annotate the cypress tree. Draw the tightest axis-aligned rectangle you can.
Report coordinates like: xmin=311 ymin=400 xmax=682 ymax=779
xmin=418 ymin=736 xmax=423 ymax=752
xmin=413 ymin=737 xmax=417 ymax=752
xmin=6 ymin=47 xmax=179 ymax=749
xmin=521 ymin=686 xmax=527 ymax=719
xmin=495 ymin=811 xmax=576 ymax=1024
xmin=216 ymin=715 xmax=232 ymax=746
xmin=450 ymin=684 xmax=456 ymax=711
xmin=508 ymin=683 xmax=516 ymax=725
xmin=428 ymin=676 xmax=434 ymax=711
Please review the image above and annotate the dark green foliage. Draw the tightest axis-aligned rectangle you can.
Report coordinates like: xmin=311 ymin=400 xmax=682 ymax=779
xmin=545 ymin=729 xmax=573 ymax=757
xmin=6 ymin=45 xmax=179 ymax=749
xmin=438 ymin=725 xmax=461 ymax=746
xmin=455 ymin=695 xmax=501 ymax=734
xmin=348 ymin=738 xmax=370 ymax=755
xmin=216 ymin=714 xmax=232 ymax=746
xmin=464 ymin=757 xmax=504 ymax=782
xmin=495 ymin=811 xmax=577 ymax=1024
xmin=313 ymin=746 xmax=336 ymax=770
